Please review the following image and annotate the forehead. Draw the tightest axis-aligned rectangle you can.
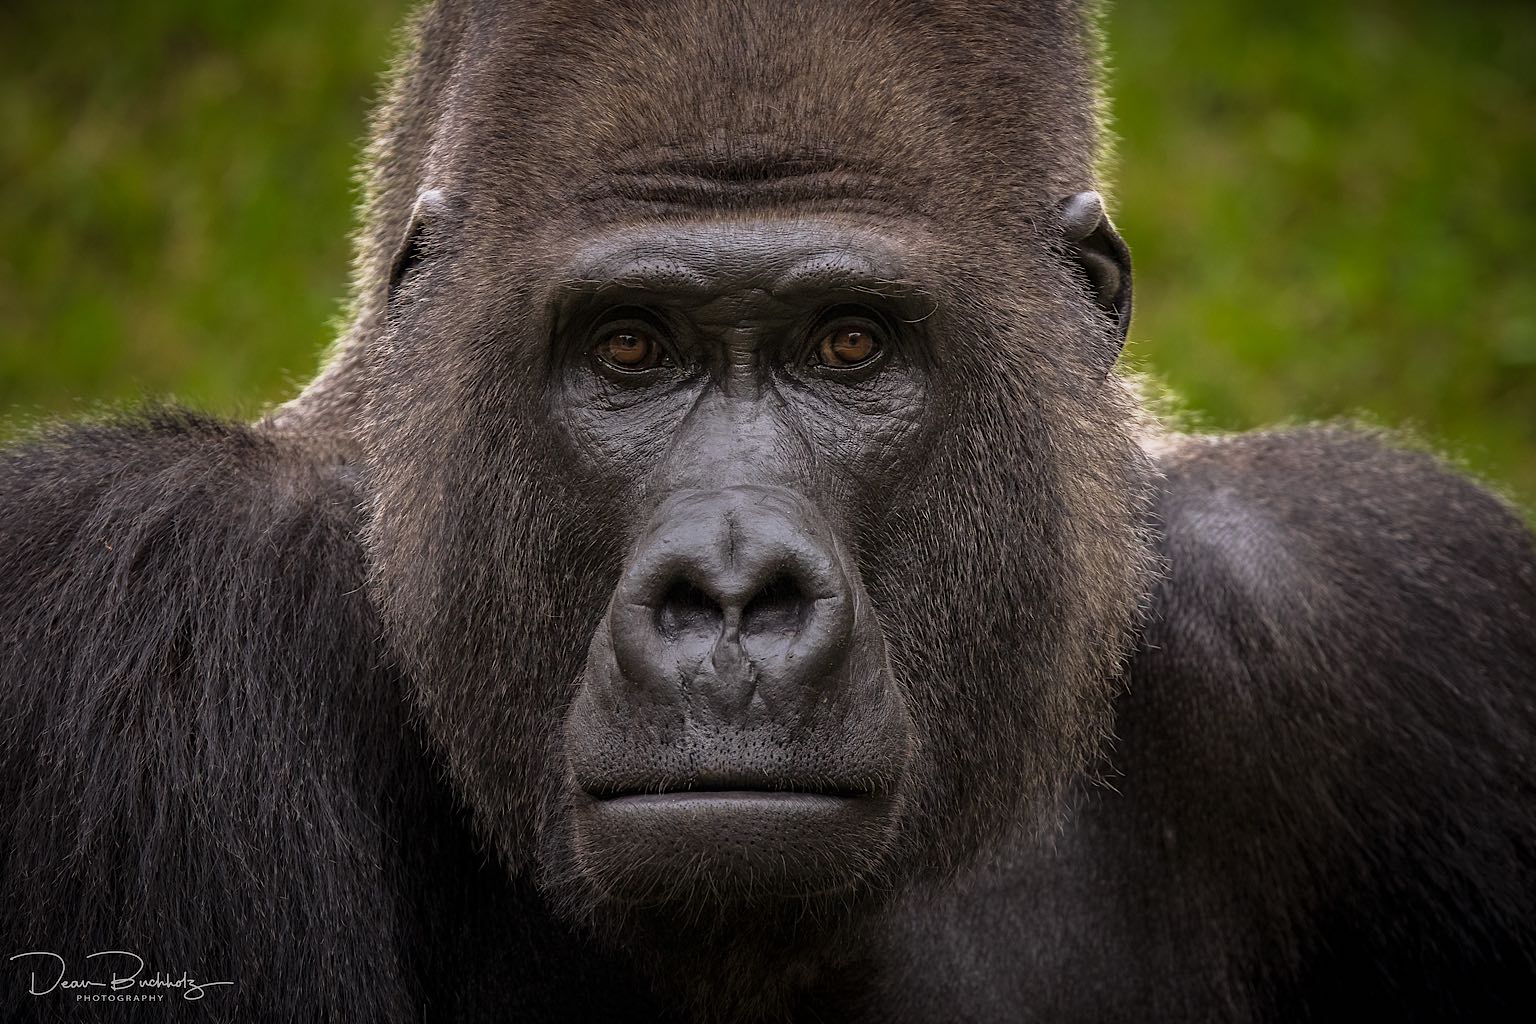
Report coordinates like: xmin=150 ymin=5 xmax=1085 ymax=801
xmin=439 ymin=0 xmax=1094 ymax=224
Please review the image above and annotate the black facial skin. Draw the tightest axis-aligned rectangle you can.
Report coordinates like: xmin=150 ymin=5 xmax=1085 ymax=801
xmin=2 ymin=2 xmax=1534 ymax=1023
xmin=558 ymin=221 xmax=925 ymax=901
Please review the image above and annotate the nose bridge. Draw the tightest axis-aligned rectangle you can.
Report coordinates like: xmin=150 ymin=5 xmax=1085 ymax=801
xmin=655 ymin=386 xmax=809 ymax=497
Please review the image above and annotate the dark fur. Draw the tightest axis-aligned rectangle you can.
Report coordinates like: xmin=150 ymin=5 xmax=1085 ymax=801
xmin=4 ymin=1 xmax=1535 ymax=1021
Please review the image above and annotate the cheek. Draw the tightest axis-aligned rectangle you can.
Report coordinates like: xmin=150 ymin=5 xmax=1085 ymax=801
xmin=553 ymin=373 xmax=705 ymax=486
xmin=794 ymin=374 xmax=930 ymax=496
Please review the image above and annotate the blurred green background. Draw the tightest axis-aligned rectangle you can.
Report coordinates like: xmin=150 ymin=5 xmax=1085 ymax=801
xmin=1 ymin=0 xmax=1533 ymax=506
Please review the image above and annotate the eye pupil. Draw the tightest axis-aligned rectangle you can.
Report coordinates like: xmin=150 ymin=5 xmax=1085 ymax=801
xmin=818 ymin=328 xmax=880 ymax=368
xmin=596 ymin=330 xmax=662 ymax=371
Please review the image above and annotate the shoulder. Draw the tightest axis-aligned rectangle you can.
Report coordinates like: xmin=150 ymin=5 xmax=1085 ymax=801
xmin=0 ymin=408 xmax=361 ymax=558
xmin=1149 ymin=424 xmax=1535 ymax=664
xmin=1137 ymin=423 xmax=1536 ymax=787
xmin=1123 ymin=424 xmax=1536 ymax=1008
xmin=0 ymin=410 xmax=420 ymax=1020
xmin=0 ymin=410 xmax=375 ymax=705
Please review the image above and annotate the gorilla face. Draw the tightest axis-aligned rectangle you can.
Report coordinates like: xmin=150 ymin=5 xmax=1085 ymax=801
xmin=352 ymin=1 xmax=1154 ymax=941
xmin=363 ymin=198 xmax=1150 ymax=924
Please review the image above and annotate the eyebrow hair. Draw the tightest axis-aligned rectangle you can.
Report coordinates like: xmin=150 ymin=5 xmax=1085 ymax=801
xmin=551 ymin=265 xmax=935 ymax=320
xmin=557 ymin=260 xmax=717 ymax=298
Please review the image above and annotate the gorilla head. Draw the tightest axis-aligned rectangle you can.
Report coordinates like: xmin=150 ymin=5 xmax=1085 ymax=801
xmin=283 ymin=0 xmax=1154 ymax=995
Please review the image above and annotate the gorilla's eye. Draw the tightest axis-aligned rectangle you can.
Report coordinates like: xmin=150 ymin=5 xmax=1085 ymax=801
xmin=814 ymin=326 xmax=883 ymax=370
xmin=593 ymin=329 xmax=665 ymax=372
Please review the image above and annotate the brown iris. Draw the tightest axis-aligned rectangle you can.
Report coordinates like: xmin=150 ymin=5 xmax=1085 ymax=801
xmin=816 ymin=327 xmax=881 ymax=369
xmin=594 ymin=330 xmax=663 ymax=371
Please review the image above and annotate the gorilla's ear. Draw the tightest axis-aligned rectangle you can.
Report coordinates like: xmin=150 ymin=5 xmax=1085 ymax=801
xmin=1057 ymin=191 xmax=1133 ymax=368
xmin=388 ymin=188 xmax=451 ymax=300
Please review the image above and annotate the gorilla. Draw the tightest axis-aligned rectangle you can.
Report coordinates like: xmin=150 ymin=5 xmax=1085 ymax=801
xmin=2 ymin=1 xmax=1533 ymax=1021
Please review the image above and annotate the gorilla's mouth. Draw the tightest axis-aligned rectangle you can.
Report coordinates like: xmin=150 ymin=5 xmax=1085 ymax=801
xmin=588 ymin=789 xmax=876 ymax=825
xmin=583 ymin=773 xmax=882 ymax=802
xmin=595 ymin=789 xmax=862 ymax=806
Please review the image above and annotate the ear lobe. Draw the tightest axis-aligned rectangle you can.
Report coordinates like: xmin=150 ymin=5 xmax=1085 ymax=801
xmin=1057 ymin=190 xmax=1133 ymax=368
xmin=388 ymin=188 xmax=450 ymax=300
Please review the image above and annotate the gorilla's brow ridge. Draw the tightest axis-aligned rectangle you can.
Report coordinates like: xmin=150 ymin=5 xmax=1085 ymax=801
xmin=553 ymin=270 xmax=934 ymax=306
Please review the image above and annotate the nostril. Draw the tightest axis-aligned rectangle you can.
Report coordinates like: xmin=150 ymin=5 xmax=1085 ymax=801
xmin=656 ymin=579 xmax=723 ymax=640
xmin=741 ymin=574 xmax=810 ymax=637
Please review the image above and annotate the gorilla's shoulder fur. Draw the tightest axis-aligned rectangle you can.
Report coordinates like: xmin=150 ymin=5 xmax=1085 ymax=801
xmin=1138 ymin=426 xmax=1536 ymax=1015
xmin=0 ymin=412 xmax=420 ymax=1020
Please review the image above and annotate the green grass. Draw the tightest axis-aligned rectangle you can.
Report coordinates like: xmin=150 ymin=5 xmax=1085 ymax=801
xmin=2 ymin=0 xmax=1533 ymax=507
xmin=1107 ymin=0 xmax=1536 ymax=506
xmin=0 ymin=0 xmax=408 ymax=422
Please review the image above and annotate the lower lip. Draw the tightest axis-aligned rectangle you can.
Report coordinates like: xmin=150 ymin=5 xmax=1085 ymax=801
xmin=572 ymin=788 xmax=896 ymax=898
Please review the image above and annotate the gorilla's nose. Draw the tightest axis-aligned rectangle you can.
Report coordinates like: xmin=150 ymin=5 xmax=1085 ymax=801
xmin=608 ymin=486 xmax=856 ymax=720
